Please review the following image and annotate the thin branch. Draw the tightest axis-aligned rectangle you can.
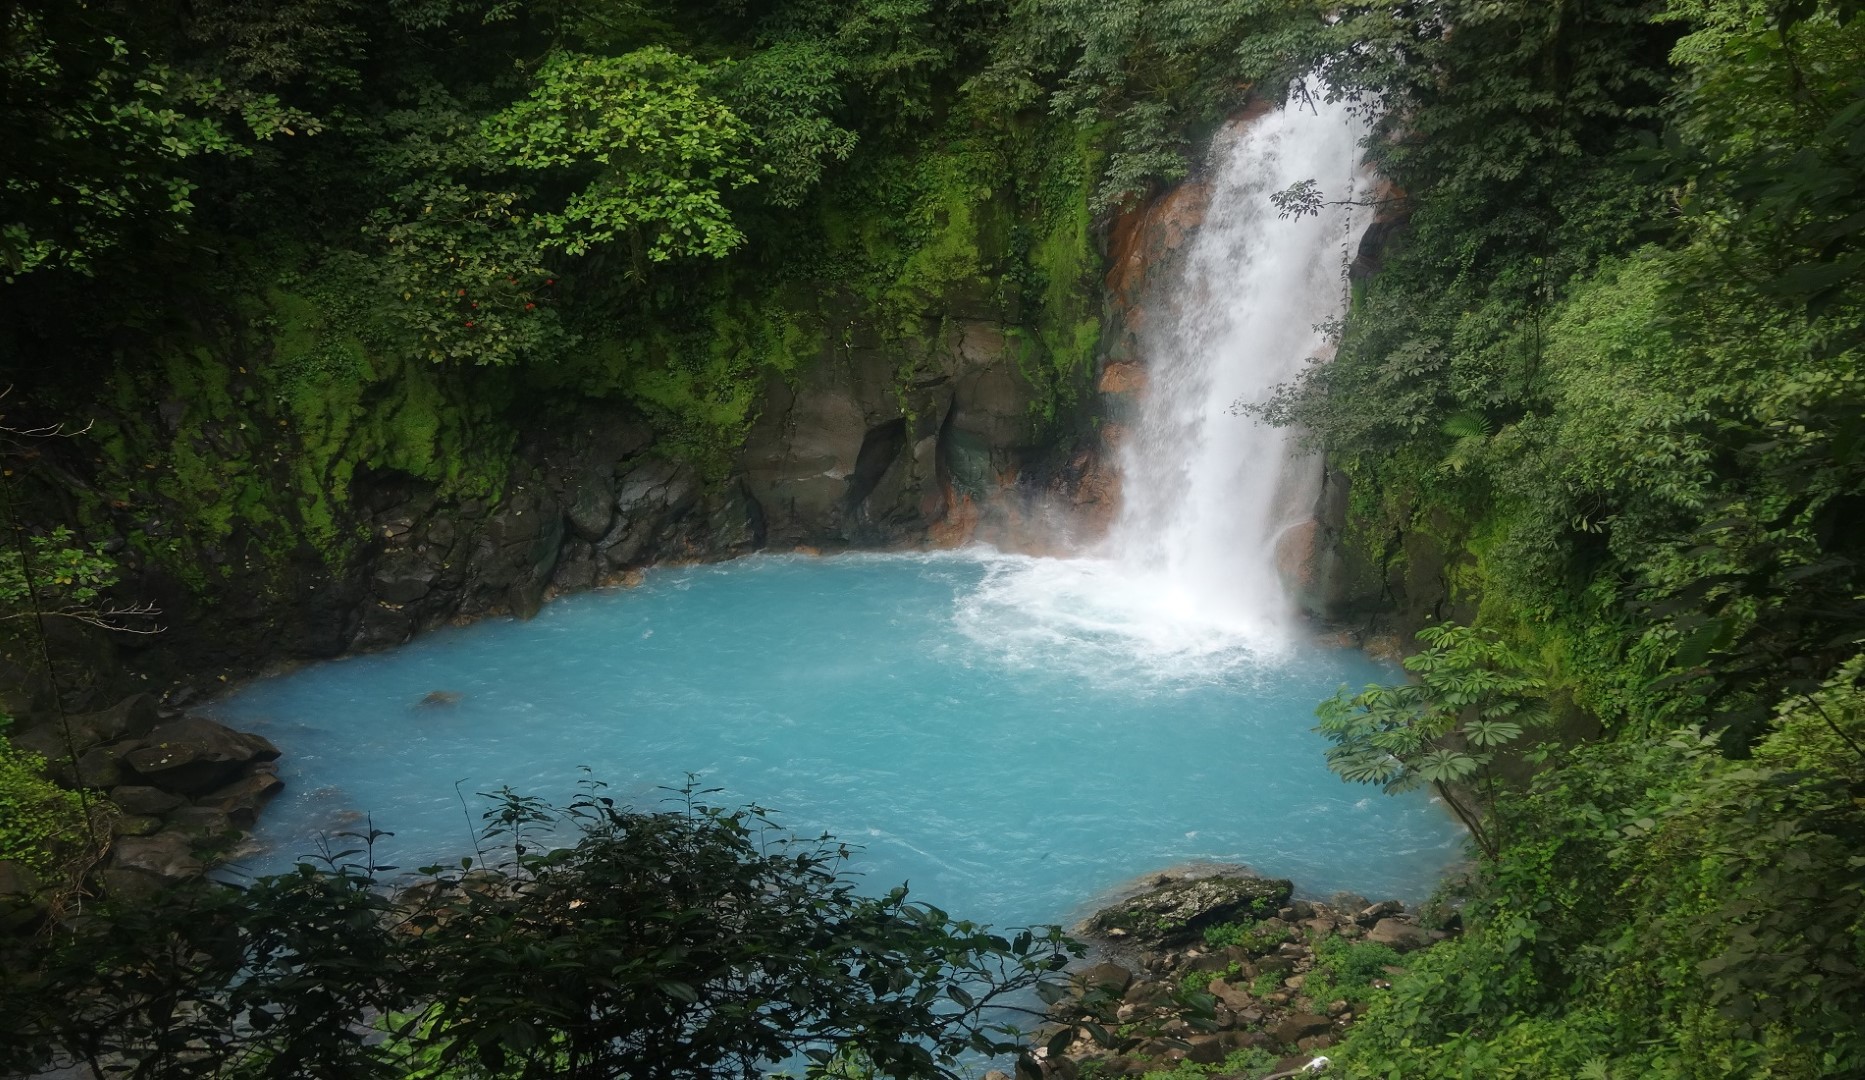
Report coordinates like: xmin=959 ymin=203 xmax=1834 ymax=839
xmin=1799 ymin=691 xmax=1865 ymax=764
xmin=0 ymin=603 xmax=165 ymax=634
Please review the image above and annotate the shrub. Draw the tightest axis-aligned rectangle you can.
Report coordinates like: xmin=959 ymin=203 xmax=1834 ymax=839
xmin=0 ymin=723 xmax=88 ymax=878
xmin=0 ymin=781 xmax=1083 ymax=1079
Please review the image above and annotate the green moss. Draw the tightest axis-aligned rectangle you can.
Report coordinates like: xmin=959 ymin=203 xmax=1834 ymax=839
xmin=65 ymin=250 xmax=531 ymax=603
xmin=560 ymin=287 xmax=823 ymax=482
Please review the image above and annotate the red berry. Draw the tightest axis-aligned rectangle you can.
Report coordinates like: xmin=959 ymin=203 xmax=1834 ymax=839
xmin=524 ymin=302 xmax=535 ymax=310
xmin=457 ymin=289 xmax=466 ymax=296
xmin=545 ymin=279 xmax=555 ymax=286
xmin=464 ymin=320 xmax=474 ymax=328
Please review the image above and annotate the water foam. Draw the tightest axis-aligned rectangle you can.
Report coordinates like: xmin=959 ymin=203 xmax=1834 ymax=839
xmin=959 ymin=93 xmax=1373 ymax=665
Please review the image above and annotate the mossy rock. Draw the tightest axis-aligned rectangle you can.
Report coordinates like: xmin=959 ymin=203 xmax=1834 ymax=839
xmin=1086 ymin=875 xmax=1293 ymax=945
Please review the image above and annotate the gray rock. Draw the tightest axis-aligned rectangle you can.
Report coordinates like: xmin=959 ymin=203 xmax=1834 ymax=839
xmin=86 ymin=694 xmax=161 ymax=743
xmin=124 ymin=718 xmax=281 ymax=796
xmin=110 ymin=785 xmax=184 ymax=817
xmin=1328 ymin=893 xmax=1370 ymax=914
xmin=550 ymin=539 xmax=601 ymax=593
xmin=0 ymin=860 xmax=47 ymax=930
xmin=1221 ymin=1030 xmax=1271 ymax=1051
xmin=196 ymin=771 xmax=284 ymax=829
xmin=565 ymin=476 xmax=615 ymax=541
xmin=1087 ymin=875 xmax=1294 ymax=945
xmin=1076 ymin=962 xmax=1133 ymax=997
xmin=1365 ymin=918 xmax=1430 ymax=952
xmin=164 ymin=805 xmax=235 ymax=839
xmin=373 ymin=553 xmax=439 ymax=604
xmin=1186 ymin=1036 xmax=1227 ymax=1065
xmin=1206 ymin=978 xmax=1254 ymax=1012
xmin=73 ymin=742 xmax=133 ymax=788
xmin=1357 ymin=900 xmax=1404 ymax=926
xmin=1272 ymin=1013 xmax=1333 ymax=1046
xmin=599 ymin=458 xmax=702 ymax=568
xmin=0 ymin=860 xmax=42 ymax=899
xmin=112 ymin=814 xmax=164 ymax=837
xmin=707 ymin=484 xmax=765 ymax=554
xmin=8 ymin=694 xmax=160 ymax=762
xmin=104 ymin=833 xmax=203 ymax=898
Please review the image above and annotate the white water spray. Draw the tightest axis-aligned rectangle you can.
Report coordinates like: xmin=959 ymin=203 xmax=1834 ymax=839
xmin=959 ymin=94 xmax=1373 ymax=671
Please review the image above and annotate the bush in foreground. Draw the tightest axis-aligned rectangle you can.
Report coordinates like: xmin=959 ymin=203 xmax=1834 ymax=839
xmin=0 ymin=780 xmax=1080 ymax=1079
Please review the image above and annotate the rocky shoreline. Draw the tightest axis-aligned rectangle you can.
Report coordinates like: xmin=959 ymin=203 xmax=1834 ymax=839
xmin=0 ymin=692 xmax=282 ymax=921
xmin=1016 ymin=869 xmax=1455 ymax=1080
xmin=1 ymin=699 xmax=1456 ymax=1080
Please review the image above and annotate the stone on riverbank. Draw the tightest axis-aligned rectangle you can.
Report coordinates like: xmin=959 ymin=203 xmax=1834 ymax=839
xmin=123 ymin=717 xmax=280 ymax=796
xmin=1085 ymin=873 xmax=1293 ymax=945
xmin=1365 ymin=917 xmax=1431 ymax=951
xmin=102 ymin=833 xmax=204 ymax=898
xmin=1034 ymin=873 xmax=1450 ymax=1080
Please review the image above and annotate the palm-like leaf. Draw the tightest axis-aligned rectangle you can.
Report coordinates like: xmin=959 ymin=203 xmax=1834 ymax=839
xmin=1416 ymin=749 xmax=1479 ymax=784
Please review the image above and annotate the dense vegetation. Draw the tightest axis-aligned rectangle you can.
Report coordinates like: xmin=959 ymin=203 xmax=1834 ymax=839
xmin=0 ymin=781 xmax=1082 ymax=1077
xmin=2 ymin=0 xmax=1863 ymax=1078
xmin=1277 ymin=2 xmax=1865 ymax=1076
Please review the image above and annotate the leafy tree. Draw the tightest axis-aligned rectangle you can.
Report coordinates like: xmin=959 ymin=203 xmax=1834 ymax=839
xmin=0 ymin=0 xmax=315 ymax=280
xmin=1316 ymin=624 xmax=1549 ymax=861
xmin=0 ymin=783 xmax=1082 ymax=1079
xmin=714 ymin=38 xmax=858 ymax=208
xmin=973 ymin=0 xmax=1332 ymax=211
xmin=486 ymin=47 xmax=759 ymax=265
xmin=1332 ymin=657 xmax=1865 ymax=1078
xmin=0 ymin=525 xmax=158 ymax=634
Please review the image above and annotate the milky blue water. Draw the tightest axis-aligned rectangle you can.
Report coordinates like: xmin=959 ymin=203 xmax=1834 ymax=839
xmin=208 ymin=552 xmax=1462 ymax=930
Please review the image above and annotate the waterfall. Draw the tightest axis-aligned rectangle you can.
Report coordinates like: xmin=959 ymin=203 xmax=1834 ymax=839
xmin=958 ymin=94 xmax=1372 ymax=672
xmin=1105 ymin=96 xmax=1374 ymax=643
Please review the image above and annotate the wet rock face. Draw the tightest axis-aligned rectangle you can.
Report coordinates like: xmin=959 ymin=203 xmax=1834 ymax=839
xmin=1086 ymin=874 xmax=1295 ymax=945
xmin=740 ymin=294 xmax=1050 ymax=550
xmin=2 ymin=694 xmax=290 ymax=912
xmin=6 ymin=694 xmax=161 ymax=767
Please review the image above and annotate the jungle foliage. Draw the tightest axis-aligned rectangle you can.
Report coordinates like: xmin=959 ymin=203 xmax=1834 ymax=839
xmin=0 ymin=0 xmax=1268 ymax=591
xmin=5 ymin=0 xmax=1865 ymax=1078
xmin=1252 ymin=1 xmax=1865 ymax=1076
xmin=0 ymin=783 xmax=1081 ymax=1079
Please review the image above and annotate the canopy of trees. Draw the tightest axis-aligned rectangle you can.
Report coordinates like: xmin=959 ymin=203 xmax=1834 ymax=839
xmin=2 ymin=1 xmax=1862 ymax=1078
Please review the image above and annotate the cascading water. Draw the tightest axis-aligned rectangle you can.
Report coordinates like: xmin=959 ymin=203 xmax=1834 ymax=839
xmin=959 ymin=93 xmax=1373 ymax=667
xmin=212 ymin=91 xmax=1462 ymax=930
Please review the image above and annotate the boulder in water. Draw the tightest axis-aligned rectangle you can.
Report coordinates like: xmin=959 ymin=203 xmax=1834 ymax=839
xmin=419 ymin=690 xmax=463 ymax=707
xmin=197 ymin=770 xmax=285 ymax=829
xmin=1086 ymin=874 xmax=1293 ymax=945
xmin=123 ymin=718 xmax=281 ymax=796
